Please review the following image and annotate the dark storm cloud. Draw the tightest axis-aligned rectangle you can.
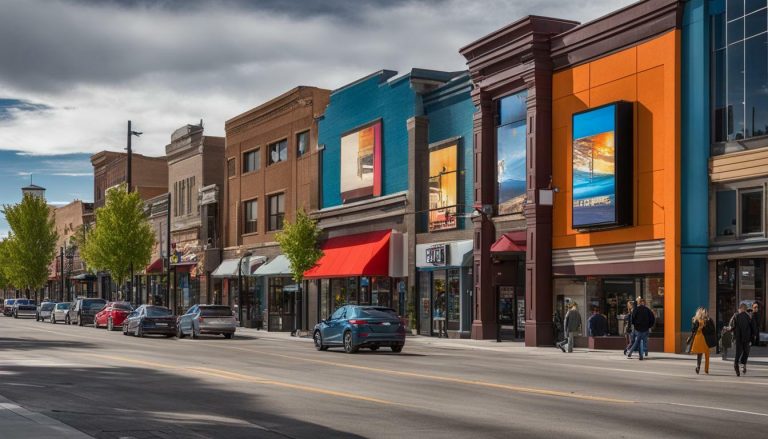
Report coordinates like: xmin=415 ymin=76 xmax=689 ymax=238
xmin=0 ymin=99 xmax=50 ymax=121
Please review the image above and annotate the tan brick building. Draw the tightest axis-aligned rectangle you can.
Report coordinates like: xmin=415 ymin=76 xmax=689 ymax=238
xmin=220 ymin=86 xmax=330 ymax=330
xmin=47 ymin=200 xmax=95 ymax=301
xmin=91 ymin=151 xmax=168 ymax=209
xmin=165 ymin=124 xmax=225 ymax=314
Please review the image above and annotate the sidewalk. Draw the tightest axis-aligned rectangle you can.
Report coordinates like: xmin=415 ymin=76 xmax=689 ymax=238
xmin=0 ymin=394 xmax=93 ymax=439
xmin=238 ymin=327 xmax=768 ymax=364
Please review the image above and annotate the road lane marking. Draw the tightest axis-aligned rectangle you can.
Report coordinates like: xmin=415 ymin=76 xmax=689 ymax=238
xmin=660 ymin=402 xmax=768 ymax=418
xmin=82 ymin=353 xmax=399 ymax=406
xmin=206 ymin=345 xmax=632 ymax=404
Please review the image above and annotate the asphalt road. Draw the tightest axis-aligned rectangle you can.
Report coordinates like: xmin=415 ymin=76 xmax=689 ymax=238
xmin=0 ymin=316 xmax=767 ymax=439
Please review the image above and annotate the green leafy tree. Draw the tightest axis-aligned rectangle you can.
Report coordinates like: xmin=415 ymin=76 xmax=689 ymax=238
xmin=275 ymin=209 xmax=323 ymax=284
xmin=81 ymin=185 xmax=154 ymax=294
xmin=1 ymin=194 xmax=58 ymax=295
xmin=0 ymin=238 xmax=11 ymax=292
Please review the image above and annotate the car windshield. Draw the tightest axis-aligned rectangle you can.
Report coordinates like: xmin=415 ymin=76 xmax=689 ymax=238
xmin=354 ymin=307 xmax=398 ymax=319
xmin=146 ymin=307 xmax=172 ymax=317
xmin=5 ymin=300 xmax=15 ymax=305
xmin=58 ymin=303 xmax=71 ymax=309
xmin=111 ymin=303 xmax=133 ymax=311
xmin=83 ymin=300 xmax=106 ymax=310
xmin=16 ymin=300 xmax=32 ymax=305
xmin=41 ymin=303 xmax=55 ymax=311
xmin=200 ymin=306 xmax=233 ymax=317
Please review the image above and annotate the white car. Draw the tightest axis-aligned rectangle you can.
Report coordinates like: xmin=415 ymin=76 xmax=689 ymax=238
xmin=50 ymin=302 xmax=71 ymax=324
xmin=36 ymin=302 xmax=56 ymax=321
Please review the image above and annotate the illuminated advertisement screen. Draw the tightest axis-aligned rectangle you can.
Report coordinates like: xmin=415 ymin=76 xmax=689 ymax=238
xmin=572 ymin=102 xmax=632 ymax=229
xmin=340 ymin=121 xmax=382 ymax=203
xmin=428 ymin=144 xmax=458 ymax=231
xmin=496 ymin=91 xmax=527 ymax=215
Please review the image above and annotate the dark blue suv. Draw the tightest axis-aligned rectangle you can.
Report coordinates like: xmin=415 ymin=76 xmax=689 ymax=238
xmin=313 ymin=305 xmax=406 ymax=353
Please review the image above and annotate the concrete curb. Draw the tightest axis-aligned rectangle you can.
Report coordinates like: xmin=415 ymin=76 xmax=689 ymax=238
xmin=0 ymin=394 xmax=94 ymax=439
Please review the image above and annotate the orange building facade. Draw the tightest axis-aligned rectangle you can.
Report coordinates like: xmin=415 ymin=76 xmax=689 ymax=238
xmin=550 ymin=31 xmax=682 ymax=352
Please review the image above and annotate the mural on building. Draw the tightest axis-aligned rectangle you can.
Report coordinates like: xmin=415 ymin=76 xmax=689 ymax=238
xmin=340 ymin=121 xmax=382 ymax=202
xmin=428 ymin=144 xmax=457 ymax=231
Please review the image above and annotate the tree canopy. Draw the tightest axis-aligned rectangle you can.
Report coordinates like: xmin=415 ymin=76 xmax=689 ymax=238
xmin=1 ymin=194 xmax=58 ymax=291
xmin=80 ymin=185 xmax=154 ymax=288
xmin=275 ymin=209 xmax=323 ymax=284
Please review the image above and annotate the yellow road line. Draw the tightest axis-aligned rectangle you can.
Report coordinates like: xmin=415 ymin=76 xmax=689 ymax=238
xmin=83 ymin=353 xmax=398 ymax=406
xmin=208 ymin=345 xmax=632 ymax=404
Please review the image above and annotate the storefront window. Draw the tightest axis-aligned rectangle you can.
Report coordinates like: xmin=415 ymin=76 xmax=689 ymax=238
xmin=331 ymin=278 xmax=345 ymax=311
xmin=360 ymin=277 xmax=371 ymax=305
xmin=715 ymin=259 xmax=765 ymax=331
xmin=446 ymin=269 xmax=460 ymax=327
xmin=347 ymin=277 xmax=359 ymax=304
xmin=642 ymin=276 xmax=664 ymax=335
xmin=320 ymin=279 xmax=330 ymax=320
xmin=373 ymin=277 xmax=391 ymax=308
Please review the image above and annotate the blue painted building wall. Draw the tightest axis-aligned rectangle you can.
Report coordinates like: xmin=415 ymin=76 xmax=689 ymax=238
xmin=318 ymin=69 xmax=463 ymax=209
xmin=422 ymin=74 xmax=474 ymax=231
xmin=680 ymin=0 xmax=712 ymax=330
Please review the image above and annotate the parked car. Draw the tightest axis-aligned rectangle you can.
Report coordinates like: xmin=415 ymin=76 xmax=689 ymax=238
xmin=94 ymin=302 xmax=133 ymax=331
xmin=313 ymin=305 xmax=406 ymax=353
xmin=36 ymin=302 xmax=57 ymax=321
xmin=177 ymin=305 xmax=237 ymax=339
xmin=2 ymin=299 xmax=17 ymax=316
xmin=13 ymin=299 xmax=37 ymax=318
xmin=122 ymin=305 xmax=176 ymax=337
xmin=69 ymin=298 xmax=107 ymax=326
xmin=50 ymin=302 xmax=71 ymax=324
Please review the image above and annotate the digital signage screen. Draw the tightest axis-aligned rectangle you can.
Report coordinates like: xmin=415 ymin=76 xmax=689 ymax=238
xmin=571 ymin=102 xmax=632 ymax=229
xmin=428 ymin=144 xmax=458 ymax=231
xmin=340 ymin=121 xmax=382 ymax=203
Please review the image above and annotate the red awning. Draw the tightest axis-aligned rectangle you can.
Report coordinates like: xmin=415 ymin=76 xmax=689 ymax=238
xmin=490 ymin=231 xmax=527 ymax=253
xmin=304 ymin=230 xmax=391 ymax=279
xmin=146 ymin=258 xmax=163 ymax=273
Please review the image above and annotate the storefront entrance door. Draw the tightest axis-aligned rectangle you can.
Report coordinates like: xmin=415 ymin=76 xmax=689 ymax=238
xmin=498 ymin=286 xmax=525 ymax=340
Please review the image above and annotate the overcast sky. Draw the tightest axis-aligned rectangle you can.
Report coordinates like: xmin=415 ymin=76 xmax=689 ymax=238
xmin=0 ymin=0 xmax=635 ymax=236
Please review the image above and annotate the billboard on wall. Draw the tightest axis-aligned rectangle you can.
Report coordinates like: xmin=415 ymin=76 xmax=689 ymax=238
xmin=340 ymin=121 xmax=382 ymax=203
xmin=571 ymin=102 xmax=632 ymax=229
xmin=428 ymin=144 xmax=458 ymax=231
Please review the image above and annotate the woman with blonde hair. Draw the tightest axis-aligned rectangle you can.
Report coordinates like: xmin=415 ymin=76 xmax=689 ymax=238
xmin=687 ymin=307 xmax=717 ymax=374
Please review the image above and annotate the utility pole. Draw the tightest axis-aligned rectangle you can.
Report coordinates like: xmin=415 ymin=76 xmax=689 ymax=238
xmin=166 ymin=192 xmax=172 ymax=309
xmin=126 ymin=121 xmax=142 ymax=304
xmin=60 ymin=246 xmax=64 ymax=302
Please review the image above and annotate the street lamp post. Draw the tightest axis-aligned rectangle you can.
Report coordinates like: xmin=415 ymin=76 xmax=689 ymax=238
xmin=237 ymin=251 xmax=252 ymax=327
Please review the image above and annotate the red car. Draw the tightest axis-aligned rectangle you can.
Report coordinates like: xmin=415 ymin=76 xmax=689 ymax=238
xmin=94 ymin=302 xmax=133 ymax=331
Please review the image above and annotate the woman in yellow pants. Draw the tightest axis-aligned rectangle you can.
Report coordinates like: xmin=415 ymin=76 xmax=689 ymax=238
xmin=688 ymin=308 xmax=717 ymax=374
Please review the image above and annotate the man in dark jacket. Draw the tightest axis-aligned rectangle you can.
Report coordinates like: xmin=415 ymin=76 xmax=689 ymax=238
xmin=587 ymin=307 xmax=608 ymax=337
xmin=626 ymin=298 xmax=655 ymax=360
xmin=750 ymin=302 xmax=762 ymax=346
xmin=730 ymin=304 xmax=754 ymax=376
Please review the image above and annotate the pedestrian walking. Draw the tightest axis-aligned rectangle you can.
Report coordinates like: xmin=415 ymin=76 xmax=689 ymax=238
xmin=626 ymin=297 xmax=655 ymax=360
xmin=557 ymin=303 xmax=581 ymax=353
xmin=729 ymin=303 xmax=754 ymax=376
xmin=623 ymin=301 xmax=635 ymax=355
xmin=686 ymin=308 xmax=716 ymax=374
xmin=553 ymin=310 xmax=564 ymax=344
xmin=587 ymin=307 xmax=608 ymax=337
xmin=719 ymin=326 xmax=733 ymax=360
xmin=749 ymin=303 xmax=761 ymax=347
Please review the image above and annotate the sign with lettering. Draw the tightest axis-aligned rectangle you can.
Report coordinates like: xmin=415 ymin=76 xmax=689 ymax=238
xmin=425 ymin=244 xmax=448 ymax=266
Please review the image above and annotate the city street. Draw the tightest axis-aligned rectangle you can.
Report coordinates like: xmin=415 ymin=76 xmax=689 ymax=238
xmin=0 ymin=317 xmax=767 ymax=438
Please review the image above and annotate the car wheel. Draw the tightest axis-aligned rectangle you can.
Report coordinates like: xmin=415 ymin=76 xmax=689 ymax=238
xmin=78 ymin=314 xmax=83 ymax=326
xmin=223 ymin=333 xmax=233 ymax=339
xmin=343 ymin=331 xmax=358 ymax=354
xmin=314 ymin=331 xmax=328 ymax=351
xmin=122 ymin=324 xmax=128 ymax=336
xmin=176 ymin=326 xmax=185 ymax=339
xmin=65 ymin=315 xmax=70 ymax=325
xmin=390 ymin=344 xmax=404 ymax=353
xmin=369 ymin=345 xmax=379 ymax=351
xmin=107 ymin=318 xmax=114 ymax=331
xmin=50 ymin=315 xmax=56 ymax=324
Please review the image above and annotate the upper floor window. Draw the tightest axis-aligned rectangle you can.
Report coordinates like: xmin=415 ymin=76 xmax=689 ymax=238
xmin=712 ymin=2 xmax=768 ymax=153
xmin=269 ymin=139 xmax=288 ymax=165
xmin=496 ymin=90 xmax=527 ymax=215
xmin=340 ymin=121 xmax=382 ymax=203
xmin=428 ymin=143 xmax=458 ymax=231
xmin=173 ymin=176 xmax=195 ymax=217
xmin=268 ymin=193 xmax=285 ymax=231
xmin=715 ymin=185 xmax=764 ymax=238
xmin=243 ymin=149 xmax=260 ymax=173
xmin=244 ymin=199 xmax=258 ymax=234
xmin=227 ymin=158 xmax=236 ymax=177
xmin=297 ymin=131 xmax=310 ymax=157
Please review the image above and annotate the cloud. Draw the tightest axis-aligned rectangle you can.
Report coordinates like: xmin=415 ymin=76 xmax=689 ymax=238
xmin=52 ymin=173 xmax=92 ymax=177
xmin=0 ymin=0 xmax=636 ymax=156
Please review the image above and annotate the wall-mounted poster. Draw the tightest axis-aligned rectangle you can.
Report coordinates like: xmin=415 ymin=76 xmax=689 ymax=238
xmin=571 ymin=102 xmax=633 ymax=229
xmin=340 ymin=121 xmax=382 ymax=203
xmin=496 ymin=91 xmax=527 ymax=215
xmin=428 ymin=144 xmax=458 ymax=231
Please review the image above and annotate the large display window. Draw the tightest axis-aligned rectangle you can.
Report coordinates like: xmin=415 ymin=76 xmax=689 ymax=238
xmin=340 ymin=121 xmax=382 ymax=203
xmin=716 ymin=258 xmax=765 ymax=331
xmin=496 ymin=91 xmax=527 ymax=215
xmin=428 ymin=144 xmax=458 ymax=231
xmin=554 ymin=275 xmax=664 ymax=337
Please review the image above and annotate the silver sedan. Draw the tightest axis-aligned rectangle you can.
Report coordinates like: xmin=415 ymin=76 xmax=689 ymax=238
xmin=50 ymin=302 xmax=71 ymax=324
xmin=177 ymin=305 xmax=237 ymax=339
